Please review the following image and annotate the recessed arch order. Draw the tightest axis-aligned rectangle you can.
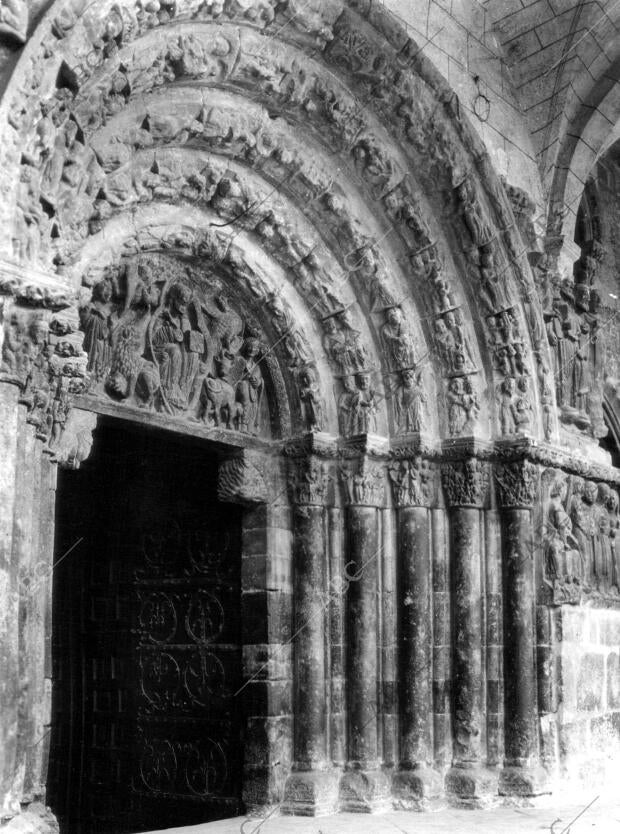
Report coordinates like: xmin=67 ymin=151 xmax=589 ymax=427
xmin=0 ymin=0 xmax=552 ymax=445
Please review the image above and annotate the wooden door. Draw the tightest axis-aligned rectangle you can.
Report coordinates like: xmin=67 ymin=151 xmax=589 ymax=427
xmin=48 ymin=418 xmax=243 ymax=833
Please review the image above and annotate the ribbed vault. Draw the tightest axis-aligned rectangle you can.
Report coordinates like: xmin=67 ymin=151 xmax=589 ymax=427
xmin=0 ymin=0 xmax=554 ymax=444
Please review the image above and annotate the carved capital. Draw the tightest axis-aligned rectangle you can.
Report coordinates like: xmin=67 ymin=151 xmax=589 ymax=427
xmin=442 ymin=458 xmax=488 ymax=508
xmin=1 ymin=301 xmax=88 ymax=455
xmin=289 ymin=455 xmax=331 ymax=506
xmin=388 ymin=456 xmax=434 ymax=508
xmin=340 ymin=456 xmax=385 ymax=508
xmin=218 ymin=452 xmax=268 ymax=505
xmin=495 ymin=460 xmax=539 ymax=509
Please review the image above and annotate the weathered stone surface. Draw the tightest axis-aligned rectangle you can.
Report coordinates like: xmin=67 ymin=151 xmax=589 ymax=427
xmin=0 ymin=0 xmax=619 ymax=828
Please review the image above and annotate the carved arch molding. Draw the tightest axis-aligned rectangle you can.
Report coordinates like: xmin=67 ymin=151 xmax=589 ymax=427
xmin=0 ymin=0 xmax=562 ymax=451
xmin=2 ymin=0 xmax=620 ymax=823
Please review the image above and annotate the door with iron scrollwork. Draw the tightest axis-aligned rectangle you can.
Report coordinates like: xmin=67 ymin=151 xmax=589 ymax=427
xmin=49 ymin=418 xmax=243 ymax=834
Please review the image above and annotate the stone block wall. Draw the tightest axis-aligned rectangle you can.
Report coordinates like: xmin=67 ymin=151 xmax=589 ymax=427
xmin=556 ymin=605 xmax=620 ymax=797
xmin=383 ymin=0 xmax=544 ymax=208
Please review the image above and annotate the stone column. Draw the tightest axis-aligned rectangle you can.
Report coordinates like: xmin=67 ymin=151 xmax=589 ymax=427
xmin=389 ymin=456 xmax=442 ymax=807
xmin=283 ymin=455 xmax=339 ymax=815
xmin=339 ymin=455 xmax=390 ymax=812
xmin=442 ymin=458 xmax=498 ymax=804
xmin=218 ymin=451 xmax=292 ymax=813
xmin=495 ymin=461 xmax=548 ymax=796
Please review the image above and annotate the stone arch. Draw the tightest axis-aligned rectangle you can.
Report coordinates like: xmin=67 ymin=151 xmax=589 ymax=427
xmin=9 ymin=2 xmax=619 ymax=828
xmin=0 ymin=0 xmax=553 ymax=446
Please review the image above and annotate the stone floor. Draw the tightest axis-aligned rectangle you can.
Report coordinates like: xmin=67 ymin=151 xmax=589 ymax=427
xmin=144 ymin=800 xmax=620 ymax=834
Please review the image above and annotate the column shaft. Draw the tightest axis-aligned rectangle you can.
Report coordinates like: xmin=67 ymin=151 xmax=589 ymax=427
xmin=502 ymin=507 xmax=537 ymax=768
xmin=283 ymin=455 xmax=338 ymax=816
xmin=328 ymin=507 xmax=345 ymax=767
xmin=450 ymin=506 xmax=484 ymax=765
xmin=431 ymin=507 xmax=450 ymax=768
xmin=399 ymin=506 xmax=432 ymax=765
xmin=339 ymin=454 xmax=389 ymax=812
xmin=346 ymin=505 xmax=380 ymax=768
xmin=293 ymin=505 xmax=327 ymax=769
xmin=495 ymin=460 xmax=548 ymax=797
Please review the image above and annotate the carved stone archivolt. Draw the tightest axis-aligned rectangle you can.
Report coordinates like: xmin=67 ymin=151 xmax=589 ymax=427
xmin=0 ymin=0 xmax=559 ymax=443
xmin=1 ymin=2 xmax=620 ymax=823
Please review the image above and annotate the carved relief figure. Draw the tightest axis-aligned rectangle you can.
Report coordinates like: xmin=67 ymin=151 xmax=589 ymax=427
xmin=569 ymin=479 xmax=594 ymax=586
xmin=80 ymin=278 xmax=115 ymax=383
xmin=82 ymin=258 xmax=267 ymax=435
xmin=394 ymin=367 xmax=426 ymax=434
xmin=235 ymin=331 xmax=264 ymax=435
xmin=498 ymin=377 xmax=516 ymax=436
xmin=447 ymin=376 xmax=479 ymax=436
xmin=151 ymin=282 xmax=205 ymax=413
xmin=388 ymin=456 xmax=431 ymax=507
xmin=545 ymin=477 xmax=581 ymax=588
xmin=380 ymin=305 xmax=416 ymax=369
xmin=456 ymin=175 xmax=493 ymax=247
xmin=298 ymin=366 xmax=324 ymax=432
xmin=596 ymin=484 xmax=613 ymax=589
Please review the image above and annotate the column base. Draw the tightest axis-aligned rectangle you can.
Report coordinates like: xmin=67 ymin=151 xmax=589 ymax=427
xmin=2 ymin=803 xmax=58 ymax=833
xmin=281 ymin=770 xmax=340 ymax=816
xmin=445 ymin=764 xmax=499 ymax=808
xmin=339 ymin=768 xmax=391 ymax=812
xmin=499 ymin=764 xmax=551 ymax=797
xmin=392 ymin=765 xmax=445 ymax=810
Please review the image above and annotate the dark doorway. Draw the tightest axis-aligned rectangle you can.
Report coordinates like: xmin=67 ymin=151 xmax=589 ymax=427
xmin=48 ymin=417 xmax=244 ymax=833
